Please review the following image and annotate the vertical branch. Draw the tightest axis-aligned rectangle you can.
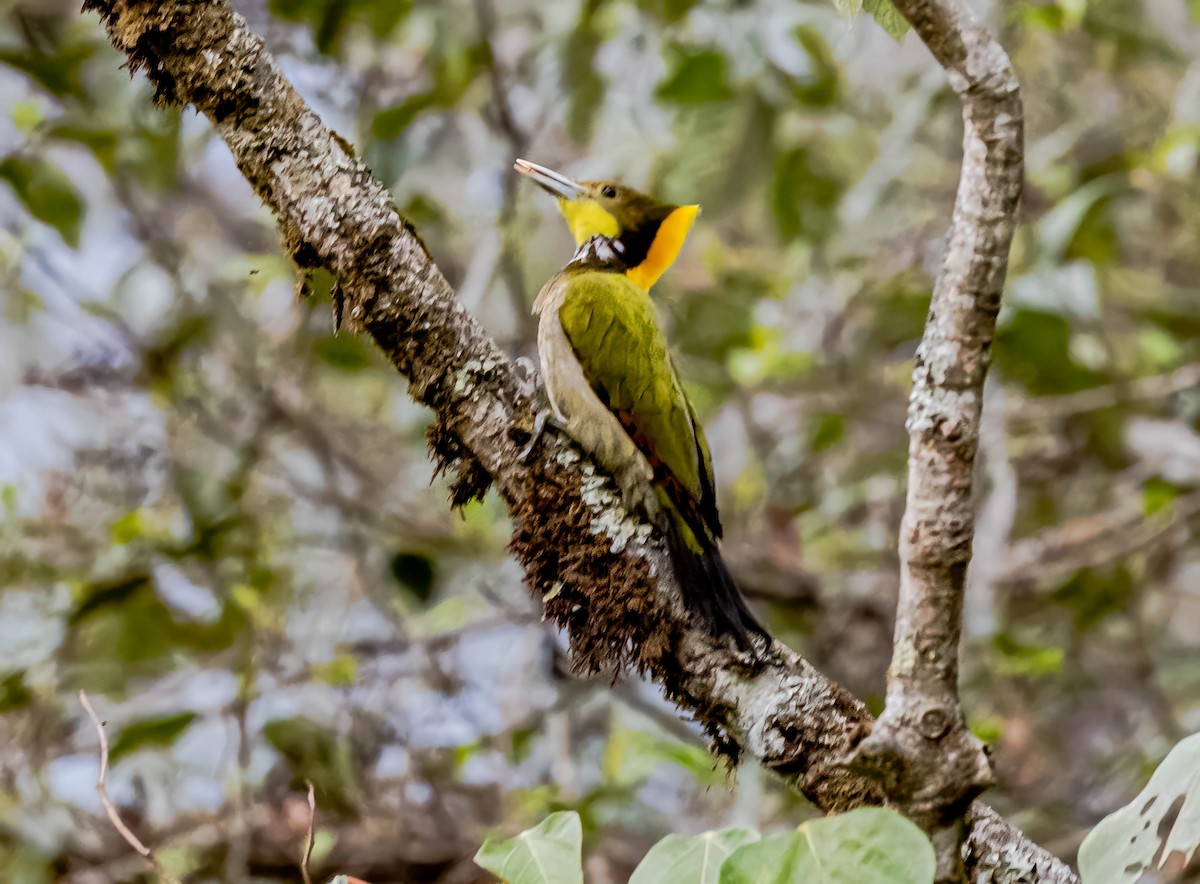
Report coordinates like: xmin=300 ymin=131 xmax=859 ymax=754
xmin=848 ymin=1 xmax=1024 ymax=881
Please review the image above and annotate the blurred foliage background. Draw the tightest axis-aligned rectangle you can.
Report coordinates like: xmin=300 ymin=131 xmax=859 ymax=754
xmin=1 ymin=0 xmax=1199 ymax=881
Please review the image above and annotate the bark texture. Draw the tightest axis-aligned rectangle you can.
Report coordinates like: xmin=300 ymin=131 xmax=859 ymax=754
xmin=847 ymin=0 xmax=1025 ymax=880
xmin=80 ymin=1 xmax=1072 ymax=882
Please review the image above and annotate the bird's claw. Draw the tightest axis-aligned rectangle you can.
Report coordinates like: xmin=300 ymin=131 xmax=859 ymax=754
xmin=518 ymin=408 xmax=552 ymax=464
xmin=514 ymin=356 xmax=542 ymax=400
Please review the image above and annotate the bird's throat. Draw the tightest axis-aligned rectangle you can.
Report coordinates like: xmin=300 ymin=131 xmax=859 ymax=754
xmin=560 ymin=200 xmax=620 ymax=245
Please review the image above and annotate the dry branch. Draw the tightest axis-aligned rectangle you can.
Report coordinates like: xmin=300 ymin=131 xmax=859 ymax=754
xmin=301 ymin=779 xmax=316 ymax=884
xmin=998 ymin=489 xmax=1200 ymax=591
xmin=1016 ymin=363 xmax=1200 ymax=421
xmin=78 ymin=1 xmax=1074 ymax=881
xmin=78 ymin=691 xmax=163 ymax=873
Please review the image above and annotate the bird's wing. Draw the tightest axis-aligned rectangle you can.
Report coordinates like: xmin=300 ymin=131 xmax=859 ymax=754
xmin=558 ymin=271 xmax=722 ymax=541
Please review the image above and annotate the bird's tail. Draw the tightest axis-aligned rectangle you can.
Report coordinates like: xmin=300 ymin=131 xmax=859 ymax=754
xmin=663 ymin=523 xmax=770 ymax=654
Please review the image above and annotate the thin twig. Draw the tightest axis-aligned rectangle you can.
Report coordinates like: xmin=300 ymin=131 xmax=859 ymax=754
xmin=1016 ymin=363 xmax=1200 ymax=422
xmin=301 ymin=779 xmax=316 ymax=884
xmin=78 ymin=691 xmax=155 ymax=861
xmin=998 ymin=489 xmax=1200 ymax=591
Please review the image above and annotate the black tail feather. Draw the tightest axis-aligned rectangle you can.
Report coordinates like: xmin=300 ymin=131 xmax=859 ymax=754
xmin=664 ymin=526 xmax=770 ymax=653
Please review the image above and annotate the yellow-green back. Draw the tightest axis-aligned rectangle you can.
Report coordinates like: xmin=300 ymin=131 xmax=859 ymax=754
xmin=556 ymin=269 xmax=721 ymax=546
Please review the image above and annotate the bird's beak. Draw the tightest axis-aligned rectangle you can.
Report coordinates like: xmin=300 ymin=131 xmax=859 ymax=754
xmin=514 ymin=159 xmax=587 ymax=201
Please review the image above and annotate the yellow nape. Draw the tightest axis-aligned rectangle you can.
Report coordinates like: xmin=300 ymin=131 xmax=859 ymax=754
xmin=558 ymin=199 xmax=620 ymax=245
xmin=627 ymin=204 xmax=699 ymax=291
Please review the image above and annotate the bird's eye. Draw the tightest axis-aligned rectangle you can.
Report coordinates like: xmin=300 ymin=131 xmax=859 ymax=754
xmin=600 ymin=185 xmax=617 ymax=199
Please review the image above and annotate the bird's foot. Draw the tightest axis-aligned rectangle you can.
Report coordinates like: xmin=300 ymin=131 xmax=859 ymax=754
xmin=514 ymin=355 xmax=542 ymax=401
xmin=518 ymin=408 xmax=554 ymax=464
xmin=511 ymin=357 xmax=557 ymax=463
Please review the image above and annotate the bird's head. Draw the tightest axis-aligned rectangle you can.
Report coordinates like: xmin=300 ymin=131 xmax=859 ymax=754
xmin=514 ymin=158 xmax=699 ymax=290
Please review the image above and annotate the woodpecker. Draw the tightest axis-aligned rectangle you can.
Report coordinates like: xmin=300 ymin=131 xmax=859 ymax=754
xmin=515 ymin=159 xmax=767 ymax=650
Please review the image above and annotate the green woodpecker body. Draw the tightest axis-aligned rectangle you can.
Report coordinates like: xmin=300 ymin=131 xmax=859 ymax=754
xmin=516 ymin=160 xmax=767 ymax=650
xmin=535 ymin=267 xmax=715 ymax=546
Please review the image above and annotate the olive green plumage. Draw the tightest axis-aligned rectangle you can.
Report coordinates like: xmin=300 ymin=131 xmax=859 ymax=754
xmin=516 ymin=158 xmax=767 ymax=651
xmin=555 ymin=269 xmax=720 ymax=550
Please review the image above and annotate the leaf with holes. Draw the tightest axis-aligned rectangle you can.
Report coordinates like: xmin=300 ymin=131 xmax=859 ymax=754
xmin=475 ymin=811 xmax=583 ymax=884
xmin=630 ymin=828 xmax=759 ymax=884
xmin=1079 ymin=732 xmax=1200 ymax=884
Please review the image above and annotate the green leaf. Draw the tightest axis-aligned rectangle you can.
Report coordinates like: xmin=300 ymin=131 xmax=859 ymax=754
xmin=0 ymin=156 xmax=85 ymax=247
xmin=789 ymin=27 xmax=841 ymax=108
xmin=1012 ymin=3 xmax=1066 ymax=31
xmin=1142 ymin=477 xmax=1180 ymax=516
xmin=267 ymin=0 xmax=412 ymax=54
xmin=1138 ymin=327 xmax=1182 ymax=369
xmin=155 ymin=846 xmax=204 ymax=880
xmin=312 ymin=653 xmax=359 ymax=686
xmin=361 ymin=0 xmax=412 ymax=38
xmin=601 ymin=728 xmax=725 ymax=788
xmin=46 ymin=121 xmax=119 ymax=171
xmin=771 ymin=146 xmax=845 ymax=243
xmin=11 ymin=101 xmax=43 ymax=132
xmin=721 ymin=808 xmax=934 ymax=884
xmin=1058 ymin=0 xmax=1087 ymax=28
xmin=372 ymin=94 xmax=437 ymax=140
xmin=475 ymin=811 xmax=583 ymax=884
xmin=631 ymin=829 xmax=759 ymax=884
xmin=674 ymin=273 xmax=760 ymax=365
xmin=808 ymin=413 xmax=845 ymax=453
xmin=655 ymin=49 xmax=734 ymax=105
xmin=1079 ymin=732 xmax=1200 ymax=884
xmin=829 ymin=0 xmax=911 ymax=41
xmin=721 ymin=832 xmax=809 ymax=884
xmin=109 ymin=712 xmax=197 ymax=763
xmin=1038 ymin=175 xmax=1125 ymax=265
xmin=991 ymin=631 xmax=1065 ymax=676
xmin=0 ymin=837 xmax=54 ymax=884
xmin=69 ymin=572 xmax=155 ymax=625
xmin=1050 ymin=567 xmax=1134 ymax=632
xmin=64 ymin=571 xmax=247 ymax=693
xmin=0 ymin=670 xmax=34 ymax=713
xmin=110 ymin=509 xmax=146 ymax=544
xmin=0 ymin=34 xmax=98 ymax=100
xmin=127 ymin=107 xmax=183 ymax=192
xmin=863 ymin=0 xmax=910 ymax=41
xmin=636 ymin=0 xmax=702 ymax=23
xmin=993 ymin=310 xmax=1107 ymax=396
xmin=263 ymin=717 xmax=361 ymax=816
xmin=371 ymin=39 xmax=485 ymax=139
xmin=312 ymin=334 xmax=378 ymax=371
